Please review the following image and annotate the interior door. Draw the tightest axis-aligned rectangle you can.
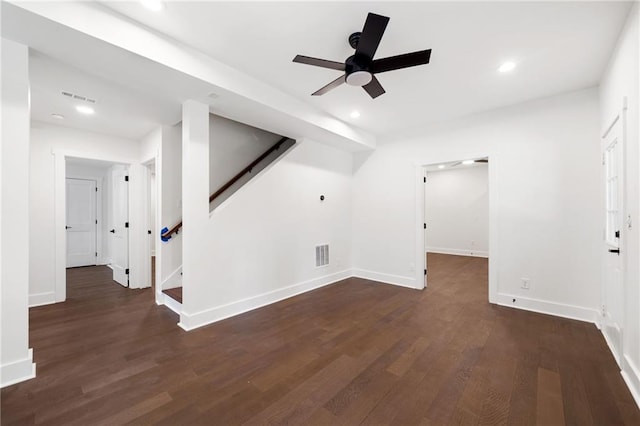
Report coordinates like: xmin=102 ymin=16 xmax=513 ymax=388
xmin=602 ymin=118 xmax=624 ymax=365
xmin=111 ymin=166 xmax=129 ymax=286
xmin=66 ymin=178 xmax=97 ymax=267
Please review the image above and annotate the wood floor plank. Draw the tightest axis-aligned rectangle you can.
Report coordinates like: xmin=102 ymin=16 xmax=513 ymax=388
xmin=1 ymin=255 xmax=637 ymax=425
xmin=536 ymin=367 xmax=566 ymax=426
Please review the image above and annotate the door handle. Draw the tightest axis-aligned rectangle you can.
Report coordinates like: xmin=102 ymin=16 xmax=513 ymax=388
xmin=609 ymin=248 xmax=620 ymax=254
xmin=65 ymin=226 xmax=72 ymax=229
xmin=110 ymin=229 xmax=115 ymax=233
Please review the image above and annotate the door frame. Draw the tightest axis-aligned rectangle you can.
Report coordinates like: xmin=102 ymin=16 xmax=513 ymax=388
xmin=600 ymin=97 xmax=627 ymax=367
xmin=53 ymin=150 xmax=143 ymax=302
xmin=414 ymin=153 xmax=498 ymax=303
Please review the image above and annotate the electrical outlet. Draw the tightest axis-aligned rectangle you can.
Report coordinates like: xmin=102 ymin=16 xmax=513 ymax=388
xmin=521 ymin=278 xmax=530 ymax=290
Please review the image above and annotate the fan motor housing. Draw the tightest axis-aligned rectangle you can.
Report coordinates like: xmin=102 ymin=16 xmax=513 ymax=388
xmin=345 ymin=55 xmax=373 ymax=86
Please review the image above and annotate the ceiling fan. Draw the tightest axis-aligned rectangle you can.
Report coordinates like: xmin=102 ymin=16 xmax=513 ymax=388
xmin=292 ymin=12 xmax=432 ymax=99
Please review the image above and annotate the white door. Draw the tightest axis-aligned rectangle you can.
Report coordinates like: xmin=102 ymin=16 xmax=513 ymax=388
xmin=66 ymin=178 xmax=97 ymax=267
xmin=111 ymin=166 xmax=129 ymax=286
xmin=602 ymin=119 xmax=624 ymax=366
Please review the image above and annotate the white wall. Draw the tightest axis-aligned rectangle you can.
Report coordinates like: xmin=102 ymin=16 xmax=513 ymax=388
xmin=352 ymin=88 xmax=602 ymax=321
xmin=29 ymin=122 xmax=140 ymax=304
xmin=425 ymin=165 xmax=489 ymax=257
xmin=209 ymin=114 xmax=280 ymax=195
xmin=180 ymin=130 xmax=353 ymax=330
xmin=1 ymin=38 xmax=35 ymax=387
xmin=599 ymin=3 xmax=640 ymax=407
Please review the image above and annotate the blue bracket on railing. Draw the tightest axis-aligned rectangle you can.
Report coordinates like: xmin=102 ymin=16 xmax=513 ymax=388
xmin=160 ymin=227 xmax=171 ymax=242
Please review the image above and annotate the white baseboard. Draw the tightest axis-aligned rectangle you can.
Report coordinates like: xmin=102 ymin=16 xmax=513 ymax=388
xmin=161 ymin=266 xmax=182 ymax=290
xmin=162 ymin=293 xmax=182 ymax=316
xmin=178 ymin=269 xmax=352 ymax=331
xmin=1 ymin=348 xmax=36 ymax=388
xmin=351 ymin=269 xmax=418 ymax=289
xmin=426 ymin=247 xmax=489 ymax=258
xmin=495 ymin=293 xmax=599 ymax=324
xmin=622 ymin=355 xmax=640 ymax=410
xmin=29 ymin=291 xmax=56 ymax=307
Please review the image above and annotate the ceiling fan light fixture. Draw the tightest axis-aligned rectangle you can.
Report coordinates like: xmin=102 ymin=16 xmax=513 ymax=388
xmin=462 ymin=160 xmax=475 ymax=165
xmin=346 ymin=71 xmax=373 ymax=87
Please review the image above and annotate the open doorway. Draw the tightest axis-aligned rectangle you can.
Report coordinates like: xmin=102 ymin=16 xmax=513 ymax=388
xmin=423 ymin=158 xmax=489 ymax=293
xmin=64 ymin=157 xmax=130 ymax=288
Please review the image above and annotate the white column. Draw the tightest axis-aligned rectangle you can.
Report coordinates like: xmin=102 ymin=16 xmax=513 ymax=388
xmin=1 ymin=38 xmax=36 ymax=387
xmin=180 ymin=100 xmax=209 ymax=329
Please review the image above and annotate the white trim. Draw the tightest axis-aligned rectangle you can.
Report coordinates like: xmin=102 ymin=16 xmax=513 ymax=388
xmin=178 ymin=269 xmax=351 ymax=331
xmin=161 ymin=265 xmax=182 ymax=290
xmin=601 ymin=321 xmax=623 ymax=368
xmin=352 ymin=268 xmax=418 ymax=289
xmin=162 ymin=293 xmax=182 ymax=316
xmin=426 ymin=247 xmax=489 ymax=258
xmin=495 ymin=292 xmax=599 ymax=324
xmin=1 ymin=349 xmax=36 ymax=388
xmin=29 ymin=291 xmax=56 ymax=307
xmin=621 ymin=355 xmax=640 ymax=410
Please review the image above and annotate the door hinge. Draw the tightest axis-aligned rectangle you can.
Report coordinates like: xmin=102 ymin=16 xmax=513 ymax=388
xmin=95 ymin=187 xmax=98 ymax=192
xmin=147 ymin=230 xmax=152 ymax=235
xmin=424 ymin=223 xmax=426 ymax=229
xmin=125 ymin=175 xmax=129 ymax=182
xmin=615 ymin=230 xmax=620 ymax=238
xmin=424 ymin=269 xmax=427 ymax=276
xmin=95 ymin=252 xmax=97 ymax=257
xmin=125 ymin=222 xmax=129 ymax=228
xmin=95 ymin=219 xmax=98 ymax=224
xmin=423 ymin=177 xmax=426 ymax=183
xmin=125 ymin=268 xmax=129 ymax=275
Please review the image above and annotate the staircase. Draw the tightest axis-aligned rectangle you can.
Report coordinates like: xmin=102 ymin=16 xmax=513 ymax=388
xmin=159 ymin=136 xmax=295 ymax=310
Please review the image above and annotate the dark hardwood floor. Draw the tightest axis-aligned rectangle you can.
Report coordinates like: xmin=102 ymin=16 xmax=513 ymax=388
xmin=2 ymin=254 xmax=638 ymax=425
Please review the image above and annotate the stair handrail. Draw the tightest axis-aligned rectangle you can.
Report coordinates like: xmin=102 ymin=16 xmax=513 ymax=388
xmin=161 ymin=136 xmax=291 ymax=241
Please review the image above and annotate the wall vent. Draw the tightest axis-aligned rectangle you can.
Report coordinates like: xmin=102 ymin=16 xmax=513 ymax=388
xmin=315 ymin=244 xmax=329 ymax=267
xmin=61 ymin=91 xmax=97 ymax=104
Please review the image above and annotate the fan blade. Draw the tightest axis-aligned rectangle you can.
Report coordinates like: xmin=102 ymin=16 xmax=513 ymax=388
xmin=371 ymin=49 xmax=432 ymax=74
xmin=362 ymin=76 xmax=385 ymax=99
xmin=355 ymin=13 xmax=389 ymax=63
xmin=476 ymin=159 xmax=489 ymax=163
xmin=312 ymin=75 xmax=346 ymax=96
xmin=293 ymin=55 xmax=345 ymax=71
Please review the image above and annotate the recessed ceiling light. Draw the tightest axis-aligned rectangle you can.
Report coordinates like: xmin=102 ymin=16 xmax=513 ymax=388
xmin=498 ymin=61 xmax=516 ymax=73
xmin=140 ymin=0 xmax=165 ymax=11
xmin=76 ymin=105 xmax=95 ymax=115
xmin=51 ymin=113 xmax=65 ymax=120
xmin=437 ymin=165 xmax=445 ymax=169
xmin=350 ymin=110 xmax=361 ymax=118
xmin=462 ymin=160 xmax=475 ymax=165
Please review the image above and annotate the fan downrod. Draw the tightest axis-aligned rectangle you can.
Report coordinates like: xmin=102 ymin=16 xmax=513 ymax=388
xmin=348 ymin=32 xmax=362 ymax=49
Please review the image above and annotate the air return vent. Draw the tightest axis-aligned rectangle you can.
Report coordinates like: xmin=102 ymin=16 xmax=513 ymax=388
xmin=61 ymin=91 xmax=97 ymax=104
xmin=315 ymin=244 xmax=329 ymax=267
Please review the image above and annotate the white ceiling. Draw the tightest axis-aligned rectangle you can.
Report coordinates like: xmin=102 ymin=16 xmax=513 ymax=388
xmin=101 ymin=1 xmax=632 ymax=137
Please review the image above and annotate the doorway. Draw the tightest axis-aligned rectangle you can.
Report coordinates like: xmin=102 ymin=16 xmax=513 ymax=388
xmin=422 ymin=158 xmax=490 ymax=291
xmin=601 ymin=113 xmax=625 ymax=366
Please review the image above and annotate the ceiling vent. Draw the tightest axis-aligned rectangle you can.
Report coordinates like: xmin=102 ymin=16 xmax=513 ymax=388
xmin=61 ymin=91 xmax=97 ymax=104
